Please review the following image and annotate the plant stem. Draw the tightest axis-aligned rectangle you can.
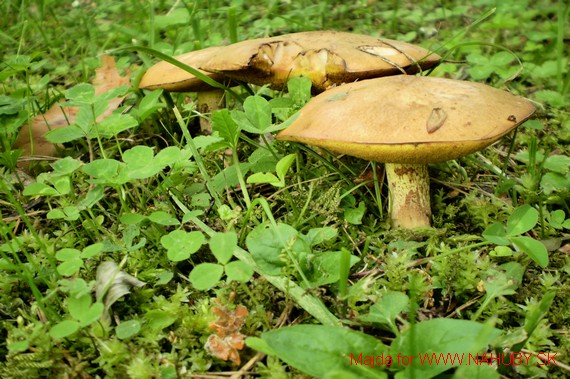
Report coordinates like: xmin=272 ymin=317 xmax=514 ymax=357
xmin=173 ymin=106 xmax=222 ymax=209
xmin=232 ymin=148 xmax=252 ymax=209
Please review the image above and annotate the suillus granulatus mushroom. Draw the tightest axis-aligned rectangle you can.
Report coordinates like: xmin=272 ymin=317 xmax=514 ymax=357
xmin=139 ymin=46 xmax=232 ymax=134
xmin=202 ymin=30 xmax=441 ymax=92
xmin=277 ymin=75 xmax=536 ymax=229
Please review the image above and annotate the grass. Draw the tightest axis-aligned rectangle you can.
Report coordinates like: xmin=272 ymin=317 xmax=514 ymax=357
xmin=1 ymin=0 xmax=569 ymax=378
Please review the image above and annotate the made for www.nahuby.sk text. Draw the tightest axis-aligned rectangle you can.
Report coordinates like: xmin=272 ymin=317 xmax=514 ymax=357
xmin=350 ymin=352 xmax=559 ymax=368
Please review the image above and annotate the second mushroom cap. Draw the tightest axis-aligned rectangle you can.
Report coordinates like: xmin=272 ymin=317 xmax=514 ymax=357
xmin=277 ymin=75 xmax=536 ymax=163
xmin=202 ymin=31 xmax=441 ymax=92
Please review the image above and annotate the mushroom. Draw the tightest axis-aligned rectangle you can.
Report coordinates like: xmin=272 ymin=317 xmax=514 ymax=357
xmin=141 ymin=31 xmax=440 ymax=133
xmin=202 ymin=30 xmax=441 ymax=92
xmin=139 ymin=46 xmax=231 ymax=134
xmin=277 ymin=75 xmax=536 ymax=229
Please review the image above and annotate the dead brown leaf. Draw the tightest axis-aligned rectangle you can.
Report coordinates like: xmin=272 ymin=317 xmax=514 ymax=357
xmin=14 ymin=55 xmax=131 ymax=164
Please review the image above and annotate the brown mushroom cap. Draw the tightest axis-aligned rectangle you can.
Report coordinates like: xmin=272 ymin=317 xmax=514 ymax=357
xmin=277 ymin=75 xmax=536 ymax=163
xmin=139 ymin=46 xmax=227 ymax=92
xmin=202 ymin=31 xmax=441 ymax=92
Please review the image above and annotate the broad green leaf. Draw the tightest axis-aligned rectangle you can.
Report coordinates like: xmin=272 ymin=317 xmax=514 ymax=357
xmin=46 ymin=209 xmax=65 ymax=219
xmin=82 ymin=159 xmax=122 ymax=180
xmin=304 ymin=227 xmax=338 ymax=246
xmin=225 ymin=260 xmax=254 ymax=283
xmin=74 ymin=104 xmax=97 ymax=131
xmin=148 ymin=211 xmax=180 ymax=225
xmin=81 ymin=243 xmax=103 ymax=259
xmin=120 ymin=212 xmax=147 ymax=225
xmin=209 ymin=231 xmax=237 ymax=265
xmin=50 ymin=320 xmax=80 ymax=339
xmin=122 ymin=145 xmax=154 ymax=165
xmin=306 ymin=251 xmax=360 ymax=287
xmin=153 ymin=7 xmax=190 ymax=28
xmin=123 ymin=145 xmax=162 ymax=179
xmin=262 ymin=325 xmax=388 ymax=379
xmin=55 ymin=248 xmax=83 ymax=276
xmin=246 ymin=172 xmax=280 ymax=186
xmin=541 ymin=172 xmax=570 ymax=194
xmin=482 ymin=222 xmax=509 ymax=245
xmin=543 ymin=154 xmax=570 ymax=174
xmin=7 ymin=340 xmax=29 ymax=353
xmin=66 ymin=83 xmax=96 ymax=104
xmin=454 ymin=363 xmax=500 ymax=379
xmin=360 ymin=291 xmax=409 ymax=333
xmin=246 ymin=336 xmax=277 ymax=356
xmin=155 ymin=271 xmax=174 ymax=285
xmin=466 ymin=53 xmax=489 ymax=66
xmin=68 ymin=293 xmax=92 ymax=320
xmin=181 ymin=210 xmax=205 ymax=224
xmin=534 ymin=89 xmax=566 ymax=108
xmin=344 ymin=201 xmax=366 ymax=225
xmin=93 ymin=113 xmax=138 ymax=138
xmin=489 ymin=245 xmax=513 ymax=257
xmin=511 ymin=236 xmax=548 ymax=267
xmin=287 ymin=76 xmax=312 ymax=107
xmin=246 ymin=223 xmax=308 ymax=275
xmin=270 ymin=96 xmax=294 ymax=121
xmin=275 ymin=153 xmax=296 ymax=182
xmin=469 ymin=65 xmax=495 ymax=80
xmin=243 ymin=95 xmax=272 ymax=133
xmin=77 ymin=302 xmax=104 ymax=327
xmin=47 ymin=206 xmax=80 ymax=221
xmin=230 ymin=109 xmax=256 ymax=133
xmin=490 ymin=51 xmax=515 ymax=66
xmin=116 ymin=319 xmax=141 ymax=339
xmin=189 ymin=263 xmax=224 ymax=290
xmin=191 ymin=193 xmax=211 ymax=208
xmin=50 ymin=175 xmax=71 ymax=195
xmin=135 ymin=89 xmax=165 ymax=121
xmin=144 ymin=309 xmax=177 ymax=330
xmin=161 ymin=230 xmax=205 ymax=261
xmin=69 ymin=293 xmax=104 ymax=326
xmin=391 ymin=319 xmax=501 ymax=378
xmin=324 ymin=370 xmax=361 ymax=379
xmin=23 ymin=182 xmax=58 ymax=197
xmin=548 ymin=209 xmax=566 ymax=229
xmin=78 ymin=185 xmax=105 ymax=208
xmin=212 ymin=109 xmax=240 ymax=149
xmin=248 ymin=147 xmax=279 ymax=172
xmin=506 ymin=205 xmax=538 ymax=236
xmin=98 ymin=85 xmax=128 ymax=102
xmin=154 ymin=146 xmax=184 ymax=167
xmin=57 ymin=258 xmax=84 ymax=276
xmin=50 ymin=156 xmax=82 ymax=174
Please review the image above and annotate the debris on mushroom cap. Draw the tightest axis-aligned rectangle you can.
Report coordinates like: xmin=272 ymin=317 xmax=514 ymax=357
xmin=277 ymin=75 xmax=536 ymax=163
xmin=202 ymin=31 xmax=441 ymax=92
xmin=139 ymin=46 xmax=228 ymax=92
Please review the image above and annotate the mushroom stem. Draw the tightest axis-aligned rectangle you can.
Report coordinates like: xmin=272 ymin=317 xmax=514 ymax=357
xmin=385 ymin=163 xmax=431 ymax=228
xmin=197 ymin=89 xmax=225 ymax=134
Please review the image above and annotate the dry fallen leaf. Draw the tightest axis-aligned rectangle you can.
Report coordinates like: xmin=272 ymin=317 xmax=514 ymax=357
xmin=205 ymin=301 xmax=249 ymax=365
xmin=14 ymin=55 xmax=131 ymax=163
xmin=95 ymin=261 xmax=146 ymax=324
